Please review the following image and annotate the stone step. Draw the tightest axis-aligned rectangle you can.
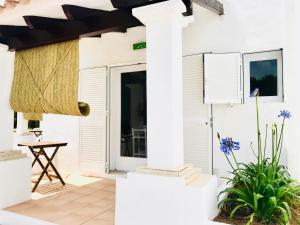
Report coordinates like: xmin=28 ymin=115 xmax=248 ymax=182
xmin=184 ymin=168 xmax=202 ymax=185
xmin=135 ymin=164 xmax=197 ymax=177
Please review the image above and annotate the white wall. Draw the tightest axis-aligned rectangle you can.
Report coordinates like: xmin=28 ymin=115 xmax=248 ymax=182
xmin=41 ymin=114 xmax=79 ymax=175
xmin=0 ymin=50 xmax=14 ymax=150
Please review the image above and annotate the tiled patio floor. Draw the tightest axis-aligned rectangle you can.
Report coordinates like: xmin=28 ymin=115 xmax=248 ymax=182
xmin=4 ymin=175 xmax=116 ymax=225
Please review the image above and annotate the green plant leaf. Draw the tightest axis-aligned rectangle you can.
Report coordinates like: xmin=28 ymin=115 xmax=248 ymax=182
xmin=282 ymin=202 xmax=292 ymax=219
xmin=246 ymin=213 xmax=255 ymax=225
xmin=229 ymin=204 xmax=247 ymax=221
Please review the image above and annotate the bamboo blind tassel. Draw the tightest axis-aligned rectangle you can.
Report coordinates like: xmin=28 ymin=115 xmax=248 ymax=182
xmin=23 ymin=113 xmax=43 ymax=121
xmin=10 ymin=39 xmax=90 ymax=118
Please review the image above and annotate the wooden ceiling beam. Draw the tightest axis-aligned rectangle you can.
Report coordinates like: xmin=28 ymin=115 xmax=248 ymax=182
xmin=111 ymin=0 xmax=193 ymax=16
xmin=111 ymin=0 xmax=224 ymax=16
xmin=192 ymin=0 xmax=224 ymax=15
xmin=1 ymin=6 xmax=142 ymax=51
xmin=80 ymin=9 xmax=141 ymax=34
xmin=23 ymin=16 xmax=89 ymax=36
xmin=0 ymin=25 xmax=30 ymax=37
xmin=62 ymin=4 xmax=108 ymax=20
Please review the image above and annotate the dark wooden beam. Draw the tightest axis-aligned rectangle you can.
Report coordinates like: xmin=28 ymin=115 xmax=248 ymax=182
xmin=1 ymin=6 xmax=142 ymax=51
xmin=24 ymin=16 xmax=70 ymax=30
xmin=0 ymin=25 xmax=30 ymax=37
xmin=192 ymin=0 xmax=224 ymax=15
xmin=111 ymin=0 xmax=165 ymax=8
xmin=23 ymin=16 xmax=90 ymax=35
xmin=79 ymin=9 xmax=142 ymax=36
xmin=111 ymin=0 xmax=224 ymax=16
xmin=111 ymin=0 xmax=193 ymax=16
xmin=62 ymin=4 xmax=108 ymax=20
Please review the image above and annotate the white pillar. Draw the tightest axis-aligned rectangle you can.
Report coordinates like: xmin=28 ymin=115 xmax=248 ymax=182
xmin=116 ymin=4 xmax=219 ymax=225
xmin=133 ymin=0 xmax=191 ymax=171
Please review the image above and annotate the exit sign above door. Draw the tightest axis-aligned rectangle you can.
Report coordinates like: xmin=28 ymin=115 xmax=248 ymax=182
xmin=133 ymin=42 xmax=146 ymax=50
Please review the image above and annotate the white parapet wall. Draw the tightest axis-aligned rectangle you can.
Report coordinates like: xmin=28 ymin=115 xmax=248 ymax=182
xmin=0 ymin=157 xmax=31 ymax=209
xmin=115 ymin=172 xmax=219 ymax=225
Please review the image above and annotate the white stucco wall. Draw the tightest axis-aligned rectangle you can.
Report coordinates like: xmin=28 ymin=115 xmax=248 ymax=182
xmin=0 ymin=50 xmax=14 ymax=150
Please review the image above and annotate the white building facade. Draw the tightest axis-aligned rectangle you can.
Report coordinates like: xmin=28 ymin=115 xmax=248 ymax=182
xmin=0 ymin=0 xmax=299 ymax=181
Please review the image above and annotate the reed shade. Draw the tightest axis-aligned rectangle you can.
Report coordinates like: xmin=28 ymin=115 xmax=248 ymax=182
xmin=10 ymin=40 xmax=90 ymax=118
xmin=23 ymin=113 xmax=43 ymax=121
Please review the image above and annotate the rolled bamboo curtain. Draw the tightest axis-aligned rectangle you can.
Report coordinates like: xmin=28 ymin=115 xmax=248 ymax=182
xmin=10 ymin=40 xmax=90 ymax=119
xmin=23 ymin=113 xmax=43 ymax=121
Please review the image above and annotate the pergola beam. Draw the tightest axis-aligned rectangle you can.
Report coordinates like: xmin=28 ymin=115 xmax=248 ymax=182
xmin=111 ymin=0 xmax=194 ymax=16
xmin=62 ymin=4 xmax=108 ymax=20
xmin=0 ymin=5 xmax=142 ymax=51
xmin=0 ymin=0 xmax=224 ymax=51
xmin=192 ymin=0 xmax=224 ymax=15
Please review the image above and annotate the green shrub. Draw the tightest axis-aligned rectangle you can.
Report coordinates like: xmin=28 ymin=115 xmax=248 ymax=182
xmin=218 ymin=89 xmax=300 ymax=225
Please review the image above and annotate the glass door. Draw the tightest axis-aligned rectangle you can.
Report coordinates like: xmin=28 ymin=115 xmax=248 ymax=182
xmin=110 ymin=64 xmax=147 ymax=172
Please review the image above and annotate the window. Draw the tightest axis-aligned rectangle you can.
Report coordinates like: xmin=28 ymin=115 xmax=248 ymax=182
xmin=243 ymin=50 xmax=283 ymax=103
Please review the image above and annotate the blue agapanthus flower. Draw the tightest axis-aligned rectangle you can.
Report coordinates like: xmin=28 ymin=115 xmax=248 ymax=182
xmin=220 ymin=137 xmax=240 ymax=155
xmin=250 ymin=88 xmax=259 ymax=97
xmin=278 ymin=110 xmax=292 ymax=119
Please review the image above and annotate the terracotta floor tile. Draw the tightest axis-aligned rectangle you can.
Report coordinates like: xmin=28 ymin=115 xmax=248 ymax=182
xmin=15 ymin=206 xmax=53 ymax=221
xmin=73 ymin=195 xmax=102 ymax=204
xmin=101 ymin=185 xmax=116 ymax=193
xmin=72 ymin=187 xmax=96 ymax=195
xmin=58 ymin=202 xmax=85 ymax=214
xmin=83 ymin=218 xmax=115 ymax=225
xmin=90 ymin=190 xmax=114 ymax=200
xmin=39 ymin=205 xmax=71 ymax=222
xmin=55 ymin=191 xmax=85 ymax=201
xmin=34 ymin=198 xmax=70 ymax=208
xmin=5 ymin=200 xmax=36 ymax=212
xmin=92 ymin=199 xmax=115 ymax=208
xmin=85 ymin=182 xmax=107 ymax=190
xmin=54 ymin=212 xmax=90 ymax=225
xmin=75 ymin=204 xmax=109 ymax=218
xmin=96 ymin=209 xmax=115 ymax=222
xmin=4 ymin=177 xmax=116 ymax=225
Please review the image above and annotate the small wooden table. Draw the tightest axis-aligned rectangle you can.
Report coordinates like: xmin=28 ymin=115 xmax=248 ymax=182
xmin=18 ymin=141 xmax=68 ymax=192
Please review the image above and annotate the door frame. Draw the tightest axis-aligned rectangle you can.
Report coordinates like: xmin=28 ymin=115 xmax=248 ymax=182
xmin=108 ymin=63 xmax=147 ymax=172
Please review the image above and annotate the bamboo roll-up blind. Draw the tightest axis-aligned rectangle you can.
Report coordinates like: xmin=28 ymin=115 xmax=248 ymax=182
xmin=10 ymin=40 xmax=90 ymax=118
xmin=23 ymin=113 xmax=43 ymax=121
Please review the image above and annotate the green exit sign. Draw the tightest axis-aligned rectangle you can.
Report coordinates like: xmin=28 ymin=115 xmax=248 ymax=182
xmin=133 ymin=42 xmax=146 ymax=50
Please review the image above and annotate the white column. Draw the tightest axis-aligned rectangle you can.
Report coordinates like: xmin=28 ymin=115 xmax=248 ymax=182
xmin=133 ymin=0 xmax=192 ymax=171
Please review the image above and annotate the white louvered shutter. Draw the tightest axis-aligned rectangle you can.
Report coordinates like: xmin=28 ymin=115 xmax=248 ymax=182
xmin=183 ymin=54 xmax=212 ymax=174
xmin=204 ymin=53 xmax=242 ymax=104
xmin=79 ymin=67 xmax=107 ymax=176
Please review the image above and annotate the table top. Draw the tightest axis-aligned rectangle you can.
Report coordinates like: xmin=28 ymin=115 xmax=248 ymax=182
xmin=18 ymin=141 xmax=68 ymax=148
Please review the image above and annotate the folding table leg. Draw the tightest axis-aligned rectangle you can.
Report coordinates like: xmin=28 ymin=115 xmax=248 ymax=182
xmin=29 ymin=147 xmax=53 ymax=182
xmin=40 ymin=147 xmax=66 ymax=186
xmin=31 ymin=147 xmax=58 ymax=192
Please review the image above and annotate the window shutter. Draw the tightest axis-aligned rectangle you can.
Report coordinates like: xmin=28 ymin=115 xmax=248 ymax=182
xmin=79 ymin=67 xmax=107 ymax=176
xmin=204 ymin=53 xmax=242 ymax=104
xmin=183 ymin=54 xmax=212 ymax=173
